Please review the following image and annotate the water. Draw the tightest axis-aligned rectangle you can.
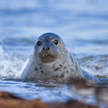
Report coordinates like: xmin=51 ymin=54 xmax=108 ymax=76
xmin=0 ymin=0 xmax=108 ymax=104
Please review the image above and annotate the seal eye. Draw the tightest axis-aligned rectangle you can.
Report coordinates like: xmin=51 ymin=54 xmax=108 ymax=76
xmin=53 ymin=40 xmax=58 ymax=45
xmin=37 ymin=41 xmax=42 ymax=46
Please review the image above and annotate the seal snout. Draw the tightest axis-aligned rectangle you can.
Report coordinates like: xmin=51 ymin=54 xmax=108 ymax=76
xmin=42 ymin=46 xmax=50 ymax=52
xmin=39 ymin=45 xmax=58 ymax=63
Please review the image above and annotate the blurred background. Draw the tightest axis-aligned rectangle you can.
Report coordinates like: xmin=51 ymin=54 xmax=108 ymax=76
xmin=0 ymin=0 xmax=108 ymax=103
xmin=0 ymin=0 xmax=108 ymax=77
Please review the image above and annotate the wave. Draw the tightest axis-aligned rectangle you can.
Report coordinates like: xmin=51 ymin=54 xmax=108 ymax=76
xmin=0 ymin=41 xmax=28 ymax=78
xmin=78 ymin=55 xmax=108 ymax=78
xmin=0 ymin=39 xmax=108 ymax=79
xmin=2 ymin=37 xmax=36 ymax=46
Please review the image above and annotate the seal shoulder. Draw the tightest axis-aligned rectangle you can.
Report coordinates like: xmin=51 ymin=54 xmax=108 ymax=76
xmin=20 ymin=55 xmax=33 ymax=79
xmin=69 ymin=52 xmax=84 ymax=78
xmin=69 ymin=52 xmax=101 ymax=84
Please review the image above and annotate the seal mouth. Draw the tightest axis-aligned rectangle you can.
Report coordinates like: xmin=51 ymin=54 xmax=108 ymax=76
xmin=41 ymin=54 xmax=56 ymax=62
xmin=38 ymin=51 xmax=57 ymax=63
xmin=42 ymin=54 xmax=53 ymax=59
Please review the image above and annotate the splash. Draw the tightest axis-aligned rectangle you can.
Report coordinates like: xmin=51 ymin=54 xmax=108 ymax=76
xmin=0 ymin=40 xmax=28 ymax=78
xmin=78 ymin=55 xmax=108 ymax=78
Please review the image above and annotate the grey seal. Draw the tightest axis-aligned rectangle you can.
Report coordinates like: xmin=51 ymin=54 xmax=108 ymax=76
xmin=20 ymin=33 xmax=101 ymax=83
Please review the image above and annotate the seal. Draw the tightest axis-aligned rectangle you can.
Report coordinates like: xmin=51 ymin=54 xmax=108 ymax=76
xmin=20 ymin=33 xmax=101 ymax=83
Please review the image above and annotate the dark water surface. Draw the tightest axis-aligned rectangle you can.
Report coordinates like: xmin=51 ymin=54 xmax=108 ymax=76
xmin=0 ymin=0 xmax=108 ymax=105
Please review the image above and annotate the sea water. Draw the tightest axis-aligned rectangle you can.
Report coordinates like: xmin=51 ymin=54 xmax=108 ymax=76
xmin=0 ymin=0 xmax=108 ymax=104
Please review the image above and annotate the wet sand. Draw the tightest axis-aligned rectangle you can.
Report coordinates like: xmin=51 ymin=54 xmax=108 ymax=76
xmin=0 ymin=91 xmax=98 ymax=108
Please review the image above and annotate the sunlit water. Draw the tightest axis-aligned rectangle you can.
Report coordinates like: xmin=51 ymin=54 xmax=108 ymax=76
xmin=0 ymin=0 xmax=108 ymax=105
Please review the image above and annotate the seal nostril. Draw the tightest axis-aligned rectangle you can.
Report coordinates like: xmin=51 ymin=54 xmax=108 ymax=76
xmin=47 ymin=47 xmax=50 ymax=50
xmin=43 ymin=46 xmax=50 ymax=51
xmin=43 ymin=47 xmax=45 ymax=51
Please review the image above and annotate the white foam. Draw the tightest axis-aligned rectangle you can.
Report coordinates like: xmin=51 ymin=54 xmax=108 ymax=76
xmin=0 ymin=41 xmax=28 ymax=78
xmin=78 ymin=55 xmax=108 ymax=77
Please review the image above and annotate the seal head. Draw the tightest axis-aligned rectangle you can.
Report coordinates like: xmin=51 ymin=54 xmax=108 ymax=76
xmin=34 ymin=33 xmax=62 ymax=63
